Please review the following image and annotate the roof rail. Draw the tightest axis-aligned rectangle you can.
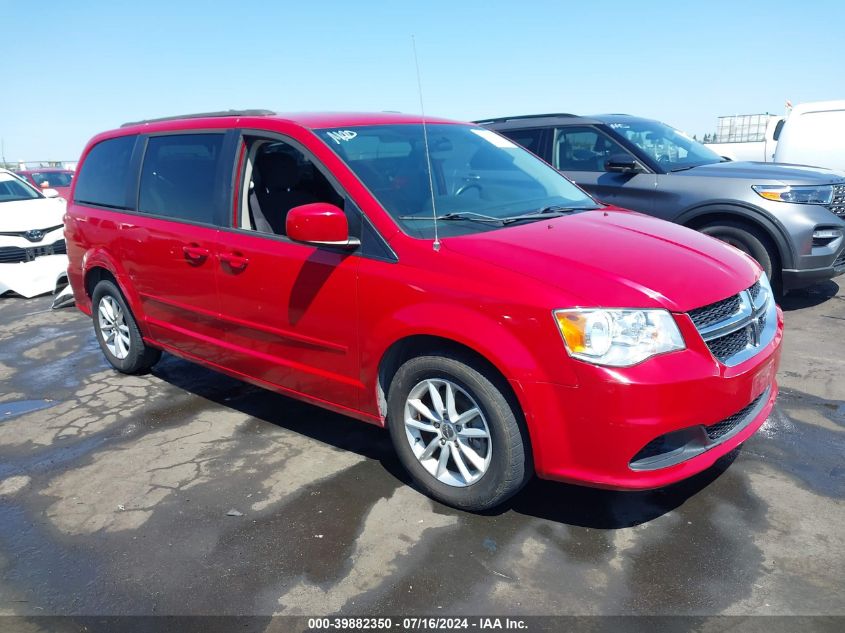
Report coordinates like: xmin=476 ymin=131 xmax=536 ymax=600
xmin=473 ymin=113 xmax=577 ymax=124
xmin=121 ymin=109 xmax=276 ymax=128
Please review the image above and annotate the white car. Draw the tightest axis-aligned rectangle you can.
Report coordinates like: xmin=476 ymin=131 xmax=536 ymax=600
xmin=0 ymin=169 xmax=69 ymax=298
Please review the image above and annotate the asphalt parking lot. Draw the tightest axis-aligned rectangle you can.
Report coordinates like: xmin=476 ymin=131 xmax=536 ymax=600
xmin=0 ymin=282 xmax=843 ymax=624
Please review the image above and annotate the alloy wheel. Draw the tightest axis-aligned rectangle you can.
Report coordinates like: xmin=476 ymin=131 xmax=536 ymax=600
xmin=98 ymin=295 xmax=131 ymax=360
xmin=403 ymin=378 xmax=492 ymax=487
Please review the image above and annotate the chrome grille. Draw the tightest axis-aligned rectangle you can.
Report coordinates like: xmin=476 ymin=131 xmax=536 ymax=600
xmin=688 ymin=279 xmax=776 ymax=366
xmin=829 ymin=184 xmax=845 ymax=217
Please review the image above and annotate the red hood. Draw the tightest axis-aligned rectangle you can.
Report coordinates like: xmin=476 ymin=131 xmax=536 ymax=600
xmin=443 ymin=209 xmax=759 ymax=313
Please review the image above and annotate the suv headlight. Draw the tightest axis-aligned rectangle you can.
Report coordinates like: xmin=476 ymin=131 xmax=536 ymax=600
xmin=554 ymin=309 xmax=685 ymax=367
xmin=752 ymin=184 xmax=833 ymax=205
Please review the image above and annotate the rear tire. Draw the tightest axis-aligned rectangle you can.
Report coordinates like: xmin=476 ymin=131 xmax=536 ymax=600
xmin=91 ymin=280 xmax=161 ymax=374
xmin=386 ymin=352 xmax=530 ymax=511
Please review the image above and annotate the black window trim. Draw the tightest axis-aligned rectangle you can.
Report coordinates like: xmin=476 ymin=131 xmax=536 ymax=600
xmin=226 ymin=128 xmax=398 ymax=263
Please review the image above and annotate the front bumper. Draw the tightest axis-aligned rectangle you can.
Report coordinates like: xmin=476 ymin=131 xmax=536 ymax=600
xmin=766 ymin=200 xmax=845 ymax=290
xmin=0 ymin=255 xmax=69 ymax=298
xmin=516 ymin=305 xmax=783 ymax=489
xmin=782 ymin=248 xmax=845 ymax=290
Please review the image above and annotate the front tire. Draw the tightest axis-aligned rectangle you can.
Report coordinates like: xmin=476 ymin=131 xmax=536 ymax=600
xmin=386 ymin=352 xmax=530 ymax=511
xmin=699 ymin=221 xmax=780 ymax=293
xmin=92 ymin=280 xmax=161 ymax=374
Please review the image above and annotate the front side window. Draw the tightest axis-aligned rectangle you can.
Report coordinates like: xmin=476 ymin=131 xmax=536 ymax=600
xmin=0 ymin=172 xmax=41 ymax=202
xmin=74 ymin=135 xmax=137 ymax=208
xmin=553 ymin=127 xmax=633 ymax=172
xmin=239 ymin=137 xmax=344 ymax=236
xmin=318 ymin=124 xmax=598 ymax=238
xmin=606 ymin=120 xmax=722 ymax=170
xmin=139 ymin=134 xmax=225 ymax=224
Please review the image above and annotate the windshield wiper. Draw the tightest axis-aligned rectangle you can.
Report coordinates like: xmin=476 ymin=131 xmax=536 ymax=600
xmin=499 ymin=204 xmax=603 ymax=225
xmin=398 ymin=205 xmax=602 ymax=226
xmin=398 ymin=211 xmax=504 ymax=224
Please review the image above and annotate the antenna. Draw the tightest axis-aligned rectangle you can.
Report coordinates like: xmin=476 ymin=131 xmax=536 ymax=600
xmin=411 ymin=35 xmax=440 ymax=252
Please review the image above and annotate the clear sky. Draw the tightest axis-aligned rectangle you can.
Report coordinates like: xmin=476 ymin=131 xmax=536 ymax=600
xmin=2 ymin=0 xmax=844 ymax=161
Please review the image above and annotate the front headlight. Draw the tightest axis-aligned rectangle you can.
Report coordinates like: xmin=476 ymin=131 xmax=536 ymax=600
xmin=752 ymin=184 xmax=833 ymax=205
xmin=554 ymin=308 xmax=685 ymax=367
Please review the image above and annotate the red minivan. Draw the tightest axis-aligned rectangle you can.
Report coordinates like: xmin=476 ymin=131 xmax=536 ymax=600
xmin=65 ymin=111 xmax=782 ymax=510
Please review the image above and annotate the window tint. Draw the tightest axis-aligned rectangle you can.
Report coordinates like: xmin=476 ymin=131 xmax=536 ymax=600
xmin=554 ymin=127 xmax=632 ymax=172
xmin=139 ymin=134 xmax=225 ymax=224
xmin=501 ymin=128 xmax=545 ymax=155
xmin=74 ymin=135 xmax=136 ymax=208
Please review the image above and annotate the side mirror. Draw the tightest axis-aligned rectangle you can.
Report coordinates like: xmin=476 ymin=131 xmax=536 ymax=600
xmin=286 ymin=203 xmax=359 ymax=249
xmin=42 ymin=188 xmax=60 ymax=198
xmin=604 ymin=154 xmax=643 ymax=174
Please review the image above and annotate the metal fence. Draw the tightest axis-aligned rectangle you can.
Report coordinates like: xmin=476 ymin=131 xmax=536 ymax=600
xmin=714 ymin=114 xmax=776 ymax=143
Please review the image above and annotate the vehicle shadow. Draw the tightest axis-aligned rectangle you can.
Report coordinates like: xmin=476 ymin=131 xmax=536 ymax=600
xmin=151 ymin=354 xmax=736 ymax=530
xmin=779 ymin=279 xmax=840 ymax=311
xmin=502 ymin=449 xmax=739 ymax=528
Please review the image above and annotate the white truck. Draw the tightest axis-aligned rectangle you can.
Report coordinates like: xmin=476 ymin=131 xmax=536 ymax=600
xmin=704 ymin=113 xmax=784 ymax=162
xmin=773 ymin=100 xmax=845 ymax=172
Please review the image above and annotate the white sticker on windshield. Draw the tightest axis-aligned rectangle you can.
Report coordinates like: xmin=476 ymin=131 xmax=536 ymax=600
xmin=327 ymin=130 xmax=358 ymax=144
xmin=471 ymin=128 xmax=517 ymax=148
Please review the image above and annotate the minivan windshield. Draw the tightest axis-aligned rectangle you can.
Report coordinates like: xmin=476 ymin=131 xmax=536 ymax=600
xmin=605 ymin=119 xmax=723 ymax=171
xmin=0 ymin=172 xmax=42 ymax=203
xmin=318 ymin=124 xmax=599 ymax=238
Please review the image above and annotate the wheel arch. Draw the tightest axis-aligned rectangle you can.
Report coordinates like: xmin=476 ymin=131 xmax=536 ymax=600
xmin=677 ymin=203 xmax=795 ymax=270
xmin=376 ymin=333 xmax=536 ymax=474
xmin=81 ymin=250 xmax=146 ymax=332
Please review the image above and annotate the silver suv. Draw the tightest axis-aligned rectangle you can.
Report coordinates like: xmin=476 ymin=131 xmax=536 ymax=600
xmin=479 ymin=113 xmax=845 ymax=293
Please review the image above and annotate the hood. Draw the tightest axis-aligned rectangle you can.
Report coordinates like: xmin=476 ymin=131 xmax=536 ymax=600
xmin=677 ymin=160 xmax=845 ymax=184
xmin=0 ymin=197 xmax=66 ymax=232
xmin=443 ymin=209 xmax=759 ymax=313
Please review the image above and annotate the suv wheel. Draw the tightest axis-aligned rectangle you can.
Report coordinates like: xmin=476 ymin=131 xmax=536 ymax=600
xmin=387 ymin=352 xmax=530 ymax=511
xmin=699 ymin=221 xmax=780 ymax=290
xmin=92 ymin=280 xmax=161 ymax=374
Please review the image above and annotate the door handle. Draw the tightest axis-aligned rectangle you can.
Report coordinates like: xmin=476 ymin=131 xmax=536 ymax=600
xmin=220 ymin=252 xmax=249 ymax=271
xmin=182 ymin=245 xmax=210 ymax=263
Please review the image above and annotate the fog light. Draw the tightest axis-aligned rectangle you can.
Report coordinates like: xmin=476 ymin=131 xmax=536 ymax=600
xmin=812 ymin=228 xmax=843 ymax=247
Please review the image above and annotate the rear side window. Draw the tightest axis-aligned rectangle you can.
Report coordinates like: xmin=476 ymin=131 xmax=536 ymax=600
xmin=501 ymin=128 xmax=545 ymax=155
xmin=139 ymin=134 xmax=225 ymax=224
xmin=74 ymin=135 xmax=137 ymax=208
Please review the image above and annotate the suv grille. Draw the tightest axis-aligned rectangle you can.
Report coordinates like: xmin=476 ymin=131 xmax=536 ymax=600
xmin=0 ymin=240 xmax=66 ymax=264
xmin=687 ymin=280 xmax=775 ymax=366
xmin=829 ymin=184 xmax=845 ymax=217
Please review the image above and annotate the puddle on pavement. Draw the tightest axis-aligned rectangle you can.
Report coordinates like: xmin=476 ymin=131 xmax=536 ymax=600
xmin=1 ymin=399 xmax=57 ymax=421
